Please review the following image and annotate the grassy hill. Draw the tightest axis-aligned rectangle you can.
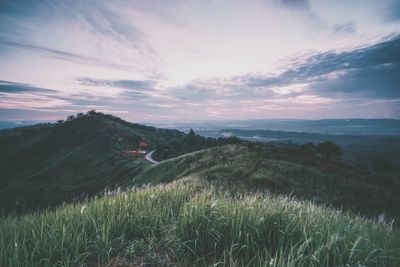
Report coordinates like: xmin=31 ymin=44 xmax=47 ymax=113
xmin=135 ymin=144 xmax=400 ymax=219
xmin=0 ymin=112 xmax=184 ymax=213
xmin=0 ymin=112 xmax=241 ymax=214
xmin=220 ymin=128 xmax=400 ymax=173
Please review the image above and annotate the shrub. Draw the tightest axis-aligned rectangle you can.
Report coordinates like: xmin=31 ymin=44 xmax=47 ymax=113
xmin=317 ymin=141 xmax=341 ymax=159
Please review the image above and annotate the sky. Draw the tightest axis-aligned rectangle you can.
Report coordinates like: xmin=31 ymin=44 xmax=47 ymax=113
xmin=0 ymin=0 xmax=400 ymax=121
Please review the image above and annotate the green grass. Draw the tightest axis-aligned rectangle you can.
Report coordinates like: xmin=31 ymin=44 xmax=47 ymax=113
xmin=1 ymin=177 xmax=399 ymax=267
xmin=134 ymin=144 xmax=400 ymax=219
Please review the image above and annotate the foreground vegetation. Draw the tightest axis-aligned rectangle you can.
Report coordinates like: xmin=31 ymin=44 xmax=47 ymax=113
xmin=134 ymin=144 xmax=400 ymax=220
xmin=1 ymin=177 xmax=399 ymax=267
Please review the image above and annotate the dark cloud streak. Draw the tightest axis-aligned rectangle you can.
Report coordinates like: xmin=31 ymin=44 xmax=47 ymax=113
xmin=0 ymin=80 xmax=57 ymax=94
xmin=331 ymin=22 xmax=356 ymax=34
xmin=77 ymin=77 xmax=156 ymax=91
xmin=278 ymin=0 xmax=309 ymax=10
xmin=0 ymin=38 xmax=133 ymax=71
xmin=238 ymin=34 xmax=400 ymax=99
xmin=385 ymin=1 xmax=400 ymax=22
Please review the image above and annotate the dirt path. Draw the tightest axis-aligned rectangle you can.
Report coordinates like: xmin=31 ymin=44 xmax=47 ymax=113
xmin=144 ymin=149 xmax=159 ymax=164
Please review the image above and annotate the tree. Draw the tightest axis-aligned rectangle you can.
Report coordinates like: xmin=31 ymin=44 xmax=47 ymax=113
xmin=186 ymin=129 xmax=197 ymax=147
xmin=317 ymin=141 xmax=340 ymax=159
xmin=87 ymin=110 xmax=96 ymax=116
xmin=188 ymin=129 xmax=195 ymax=137
xmin=66 ymin=115 xmax=75 ymax=121
xmin=186 ymin=129 xmax=207 ymax=150
xmin=300 ymin=142 xmax=316 ymax=154
xmin=371 ymin=159 xmax=394 ymax=173
xmin=76 ymin=112 xmax=84 ymax=118
xmin=56 ymin=120 xmax=64 ymax=124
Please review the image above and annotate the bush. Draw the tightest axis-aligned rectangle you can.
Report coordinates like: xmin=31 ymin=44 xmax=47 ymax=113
xmin=372 ymin=159 xmax=394 ymax=173
xmin=66 ymin=115 xmax=75 ymax=121
xmin=317 ymin=141 xmax=341 ymax=159
xmin=300 ymin=142 xmax=316 ymax=154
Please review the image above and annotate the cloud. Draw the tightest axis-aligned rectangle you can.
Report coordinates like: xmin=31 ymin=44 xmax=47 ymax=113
xmin=0 ymin=80 xmax=56 ymax=94
xmin=331 ymin=21 xmax=356 ymax=34
xmin=278 ymin=0 xmax=309 ymax=10
xmin=166 ymin=76 xmax=282 ymax=107
xmin=235 ymin=34 xmax=400 ymax=99
xmin=0 ymin=1 xmax=163 ymax=74
xmin=168 ymin=83 xmax=218 ymax=102
xmin=0 ymin=80 xmax=126 ymax=112
xmin=3 ymin=34 xmax=400 ymax=120
xmin=0 ymin=38 xmax=135 ymax=71
xmin=1 ymin=1 xmax=400 ymax=120
xmin=76 ymin=77 xmax=156 ymax=91
xmin=0 ymin=78 xmax=166 ymax=120
xmin=157 ymin=34 xmax=400 ymax=119
xmin=384 ymin=1 xmax=400 ymax=22
xmin=76 ymin=77 xmax=160 ymax=102
xmin=165 ymin=34 xmax=400 ymax=108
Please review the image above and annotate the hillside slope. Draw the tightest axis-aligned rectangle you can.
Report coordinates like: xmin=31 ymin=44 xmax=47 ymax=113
xmin=136 ymin=144 xmax=400 ymax=219
xmin=220 ymin=128 xmax=400 ymax=172
xmin=1 ymin=178 xmax=399 ymax=267
xmin=0 ymin=112 xmax=184 ymax=212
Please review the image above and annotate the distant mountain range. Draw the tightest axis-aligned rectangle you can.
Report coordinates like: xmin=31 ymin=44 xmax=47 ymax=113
xmin=0 ymin=121 xmax=39 ymax=130
xmin=152 ymin=118 xmax=400 ymax=136
xmin=3 ymin=118 xmax=400 ymax=135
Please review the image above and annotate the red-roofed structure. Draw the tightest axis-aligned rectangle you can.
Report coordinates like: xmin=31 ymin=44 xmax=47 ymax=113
xmin=139 ymin=141 xmax=148 ymax=148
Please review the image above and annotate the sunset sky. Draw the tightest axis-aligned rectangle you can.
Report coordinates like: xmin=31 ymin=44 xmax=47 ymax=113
xmin=1 ymin=0 xmax=400 ymax=121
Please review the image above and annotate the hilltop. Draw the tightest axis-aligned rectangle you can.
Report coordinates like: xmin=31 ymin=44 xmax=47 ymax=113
xmin=0 ymin=112 xmax=237 ymax=213
xmin=0 ymin=111 xmax=184 ymax=212
xmin=219 ymin=128 xmax=400 ymax=173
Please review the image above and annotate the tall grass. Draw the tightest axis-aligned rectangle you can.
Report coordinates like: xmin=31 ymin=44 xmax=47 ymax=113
xmin=1 ymin=177 xmax=399 ymax=266
xmin=0 ymin=180 xmax=197 ymax=266
xmin=177 ymin=193 xmax=399 ymax=266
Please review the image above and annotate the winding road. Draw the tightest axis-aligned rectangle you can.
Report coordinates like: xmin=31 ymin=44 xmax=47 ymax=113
xmin=144 ymin=149 xmax=159 ymax=164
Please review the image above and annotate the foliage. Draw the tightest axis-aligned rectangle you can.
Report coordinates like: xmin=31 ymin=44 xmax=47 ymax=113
xmin=0 ymin=178 xmax=399 ymax=267
xmin=153 ymin=128 xmax=240 ymax=161
xmin=66 ymin=115 xmax=75 ymax=121
xmin=317 ymin=140 xmax=341 ymax=159
xmin=135 ymin=144 xmax=400 ymax=219
xmin=371 ymin=158 xmax=395 ymax=173
xmin=299 ymin=142 xmax=316 ymax=154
